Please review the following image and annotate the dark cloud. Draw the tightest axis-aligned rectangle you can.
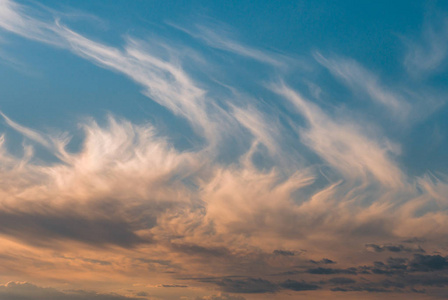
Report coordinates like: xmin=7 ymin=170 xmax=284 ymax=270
xmin=212 ymin=278 xmax=278 ymax=294
xmin=371 ymin=261 xmax=403 ymax=275
xmin=273 ymin=250 xmax=295 ymax=256
xmin=328 ymin=273 xmax=448 ymax=295
xmin=280 ymin=279 xmax=320 ymax=291
xmin=273 ymin=270 xmax=301 ymax=276
xmin=0 ymin=208 xmax=149 ymax=248
xmin=171 ymin=243 xmax=231 ymax=258
xmin=309 ymin=258 xmax=336 ymax=264
xmin=321 ymin=254 xmax=448 ymax=295
xmin=81 ymin=258 xmax=112 ymax=266
xmin=160 ymin=284 xmax=188 ymax=288
xmin=0 ymin=282 xmax=142 ymax=300
xmin=402 ymin=237 xmax=426 ymax=244
xmin=379 ymin=279 xmax=405 ymax=289
xmin=327 ymin=277 xmax=356 ymax=285
xmin=365 ymin=243 xmax=425 ymax=253
xmin=136 ymin=258 xmax=172 ymax=266
xmin=350 ymin=254 xmax=448 ymax=280
xmin=385 ymin=257 xmax=408 ymax=270
xmin=409 ymin=254 xmax=448 ymax=272
xmin=306 ymin=267 xmax=357 ymax=275
xmin=331 ymin=286 xmax=391 ymax=293
xmin=404 ymin=274 xmax=448 ymax=287
xmin=195 ymin=293 xmax=246 ymax=300
xmin=135 ymin=292 xmax=148 ymax=297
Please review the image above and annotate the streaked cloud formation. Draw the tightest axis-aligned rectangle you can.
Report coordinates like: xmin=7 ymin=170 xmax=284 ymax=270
xmin=0 ymin=0 xmax=447 ymax=299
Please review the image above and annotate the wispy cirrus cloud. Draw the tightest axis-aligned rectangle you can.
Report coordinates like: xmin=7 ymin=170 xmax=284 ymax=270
xmin=403 ymin=12 xmax=448 ymax=76
xmin=314 ymin=53 xmax=410 ymax=118
xmin=0 ymin=1 xmax=447 ymax=299
xmin=275 ymin=83 xmax=404 ymax=188
xmin=168 ymin=21 xmax=289 ymax=68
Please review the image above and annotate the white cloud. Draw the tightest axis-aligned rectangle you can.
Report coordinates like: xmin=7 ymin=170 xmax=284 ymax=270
xmin=315 ymin=53 xmax=410 ymax=117
xmin=403 ymin=13 xmax=448 ymax=75
xmin=274 ymin=83 xmax=404 ymax=188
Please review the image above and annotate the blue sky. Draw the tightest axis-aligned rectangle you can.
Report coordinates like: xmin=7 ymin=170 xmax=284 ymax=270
xmin=0 ymin=0 xmax=448 ymax=299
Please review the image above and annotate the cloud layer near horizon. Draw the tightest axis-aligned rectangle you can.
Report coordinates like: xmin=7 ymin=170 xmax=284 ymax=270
xmin=0 ymin=0 xmax=447 ymax=299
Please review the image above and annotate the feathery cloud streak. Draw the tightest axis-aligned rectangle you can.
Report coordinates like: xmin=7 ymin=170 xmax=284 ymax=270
xmin=0 ymin=1 xmax=447 ymax=299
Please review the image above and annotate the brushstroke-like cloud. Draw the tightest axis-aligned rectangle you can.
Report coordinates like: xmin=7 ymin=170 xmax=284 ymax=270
xmin=0 ymin=1 xmax=447 ymax=299
xmin=403 ymin=12 xmax=448 ymax=75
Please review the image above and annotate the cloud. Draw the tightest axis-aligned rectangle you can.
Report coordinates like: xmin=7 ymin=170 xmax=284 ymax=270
xmin=275 ymin=83 xmax=404 ymax=187
xmin=273 ymin=250 xmax=295 ymax=256
xmin=195 ymin=293 xmax=246 ymax=300
xmin=0 ymin=282 xmax=141 ymax=300
xmin=409 ymin=254 xmax=448 ymax=272
xmin=0 ymin=115 xmax=199 ymax=249
xmin=231 ymin=105 xmax=280 ymax=157
xmin=212 ymin=278 xmax=278 ymax=294
xmin=159 ymin=284 xmax=188 ymax=288
xmin=0 ymin=1 xmax=448 ymax=299
xmin=170 ymin=22 xmax=287 ymax=67
xmin=0 ymin=208 xmax=148 ymax=248
xmin=331 ymin=286 xmax=391 ymax=293
xmin=327 ymin=277 xmax=356 ymax=285
xmin=0 ymin=0 xmax=228 ymax=146
xmin=170 ymin=243 xmax=231 ymax=258
xmin=307 ymin=267 xmax=357 ymax=275
xmin=365 ymin=243 xmax=425 ymax=253
xmin=315 ymin=53 xmax=410 ymax=116
xmin=403 ymin=12 xmax=448 ymax=75
xmin=309 ymin=258 xmax=336 ymax=264
xmin=280 ymin=279 xmax=320 ymax=291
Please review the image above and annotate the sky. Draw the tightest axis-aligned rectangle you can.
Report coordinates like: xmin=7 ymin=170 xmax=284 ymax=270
xmin=0 ymin=0 xmax=448 ymax=299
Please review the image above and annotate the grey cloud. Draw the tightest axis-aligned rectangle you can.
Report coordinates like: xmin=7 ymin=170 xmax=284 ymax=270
xmin=306 ymin=267 xmax=357 ymax=275
xmin=365 ymin=259 xmax=407 ymax=276
xmin=273 ymin=250 xmax=295 ymax=256
xmin=327 ymin=277 xmax=356 ymax=285
xmin=136 ymin=258 xmax=172 ymax=266
xmin=80 ymin=258 xmax=112 ymax=266
xmin=55 ymin=255 xmax=112 ymax=266
xmin=0 ymin=208 xmax=148 ymax=248
xmin=280 ymin=279 xmax=320 ymax=291
xmin=385 ymin=257 xmax=408 ymax=270
xmin=329 ymin=279 xmax=404 ymax=293
xmin=365 ymin=243 xmax=425 ymax=253
xmin=195 ymin=293 xmax=246 ymax=300
xmin=212 ymin=278 xmax=278 ymax=294
xmin=359 ymin=254 xmax=448 ymax=276
xmin=322 ymin=254 xmax=448 ymax=294
xmin=160 ymin=284 xmax=187 ymax=288
xmin=409 ymin=254 xmax=448 ymax=272
xmin=272 ymin=270 xmax=301 ymax=276
xmin=380 ymin=279 xmax=406 ymax=289
xmin=171 ymin=243 xmax=231 ymax=258
xmin=404 ymin=274 xmax=448 ymax=287
xmin=329 ymin=273 xmax=448 ymax=294
xmin=402 ymin=237 xmax=426 ymax=244
xmin=0 ymin=282 xmax=142 ymax=300
xmin=331 ymin=286 xmax=391 ymax=293
xmin=309 ymin=258 xmax=335 ymax=264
